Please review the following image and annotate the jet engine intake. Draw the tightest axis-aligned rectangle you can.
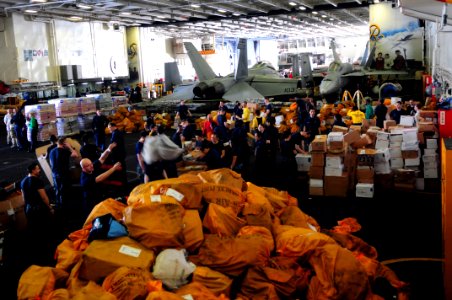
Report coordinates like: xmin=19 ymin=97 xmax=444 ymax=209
xmin=193 ymin=82 xmax=209 ymax=98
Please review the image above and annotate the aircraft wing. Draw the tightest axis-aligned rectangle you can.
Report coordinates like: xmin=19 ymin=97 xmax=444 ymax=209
xmin=184 ymin=42 xmax=217 ymax=81
xmin=342 ymin=70 xmax=409 ymax=77
xmin=222 ymin=81 xmax=265 ymax=101
xmin=157 ymin=83 xmax=196 ymax=101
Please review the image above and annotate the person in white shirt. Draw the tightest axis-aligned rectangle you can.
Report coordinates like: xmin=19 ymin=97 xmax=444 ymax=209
xmin=3 ymin=109 xmax=17 ymax=148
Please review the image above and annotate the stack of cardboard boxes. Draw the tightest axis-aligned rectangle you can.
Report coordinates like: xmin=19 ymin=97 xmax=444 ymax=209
xmin=308 ymin=135 xmax=326 ymax=196
xmin=24 ymin=104 xmax=57 ymax=142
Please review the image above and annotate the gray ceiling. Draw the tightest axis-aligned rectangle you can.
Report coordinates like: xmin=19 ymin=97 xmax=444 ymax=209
xmin=0 ymin=0 xmax=381 ymax=39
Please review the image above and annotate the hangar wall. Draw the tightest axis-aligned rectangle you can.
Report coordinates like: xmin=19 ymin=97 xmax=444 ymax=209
xmin=426 ymin=22 xmax=452 ymax=92
xmin=0 ymin=16 xmax=19 ymax=82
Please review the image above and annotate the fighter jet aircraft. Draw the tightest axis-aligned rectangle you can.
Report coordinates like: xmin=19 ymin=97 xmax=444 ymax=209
xmin=160 ymin=39 xmax=302 ymax=102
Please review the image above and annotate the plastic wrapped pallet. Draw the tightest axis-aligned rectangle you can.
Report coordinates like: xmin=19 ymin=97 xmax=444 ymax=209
xmin=56 ymin=117 xmax=80 ymax=136
xmin=112 ymin=96 xmax=128 ymax=108
xmin=24 ymin=104 xmax=56 ymax=124
xmin=48 ymin=98 xmax=79 ymax=117
xmin=77 ymin=97 xmax=96 ymax=114
xmin=77 ymin=113 xmax=95 ymax=132
xmin=37 ymin=122 xmax=57 ymax=142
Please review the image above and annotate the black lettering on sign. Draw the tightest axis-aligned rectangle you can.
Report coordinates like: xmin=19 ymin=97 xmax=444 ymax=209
xmin=284 ymin=87 xmax=295 ymax=93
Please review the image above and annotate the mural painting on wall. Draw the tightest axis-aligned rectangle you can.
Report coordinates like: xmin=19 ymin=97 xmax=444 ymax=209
xmin=369 ymin=3 xmax=423 ymax=69
xmin=128 ymin=42 xmax=139 ymax=81
xmin=23 ymin=49 xmax=49 ymax=62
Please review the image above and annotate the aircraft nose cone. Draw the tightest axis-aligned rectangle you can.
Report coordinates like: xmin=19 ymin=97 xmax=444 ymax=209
xmin=320 ymin=81 xmax=339 ymax=96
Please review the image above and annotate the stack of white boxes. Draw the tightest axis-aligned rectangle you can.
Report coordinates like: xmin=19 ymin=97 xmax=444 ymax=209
xmin=24 ymin=104 xmax=57 ymax=142
xmin=423 ymin=138 xmax=438 ymax=179
xmin=295 ymin=153 xmax=311 ymax=172
xmin=325 ymin=132 xmax=344 ymax=177
xmin=389 ymin=133 xmax=404 ymax=169
xmin=374 ymin=131 xmax=391 ymax=174
xmin=48 ymin=99 xmax=79 ymax=117
xmin=402 ymin=128 xmax=420 ymax=168
xmin=77 ymin=97 xmax=96 ymax=115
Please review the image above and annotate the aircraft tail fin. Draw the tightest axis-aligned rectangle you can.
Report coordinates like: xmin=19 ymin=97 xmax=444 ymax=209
xmin=235 ymin=38 xmax=248 ymax=81
xmin=330 ymin=39 xmax=341 ymax=63
xmin=184 ymin=42 xmax=217 ymax=81
xmin=164 ymin=62 xmax=182 ymax=91
xmin=300 ymin=53 xmax=314 ymax=88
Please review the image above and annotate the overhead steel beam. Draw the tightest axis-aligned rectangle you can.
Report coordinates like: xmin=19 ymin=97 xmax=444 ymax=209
xmin=144 ymin=1 xmax=369 ymax=27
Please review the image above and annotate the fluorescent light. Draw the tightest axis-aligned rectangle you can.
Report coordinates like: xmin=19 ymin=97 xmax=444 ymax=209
xmin=31 ymin=0 xmax=47 ymax=2
xmin=312 ymin=11 xmax=318 ymax=15
xmin=191 ymin=4 xmax=200 ymax=8
xmin=329 ymin=18 xmax=334 ymax=21
xmin=68 ymin=16 xmax=83 ymax=21
xmin=130 ymin=23 xmax=140 ymax=26
xmin=218 ymin=9 xmax=227 ymax=13
xmin=76 ymin=3 xmax=92 ymax=9
xmin=233 ymin=12 xmax=241 ymax=16
xmin=121 ymin=11 xmax=132 ymax=16
xmin=289 ymin=2 xmax=297 ymax=6
xmin=321 ymin=14 xmax=327 ymax=18
xmin=24 ymin=9 xmax=38 ymax=13
xmin=299 ymin=6 xmax=306 ymax=10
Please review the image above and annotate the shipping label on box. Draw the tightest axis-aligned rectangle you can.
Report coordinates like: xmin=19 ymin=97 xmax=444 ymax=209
xmin=325 ymin=165 xmax=344 ymax=177
xmin=390 ymin=158 xmax=404 ymax=169
xmin=401 ymin=141 xmax=419 ymax=151
xmin=390 ymin=141 xmax=402 ymax=148
xmin=309 ymin=179 xmax=324 ymax=188
xmin=357 ymin=148 xmax=376 ymax=166
xmin=326 ymin=155 xmax=343 ymax=168
xmin=356 ymin=183 xmax=374 ymax=198
xmin=327 ymin=132 xmax=344 ymax=142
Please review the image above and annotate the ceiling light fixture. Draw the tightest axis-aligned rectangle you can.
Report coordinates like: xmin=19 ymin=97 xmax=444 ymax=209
xmin=76 ymin=3 xmax=92 ymax=9
xmin=130 ymin=23 xmax=140 ymax=26
xmin=289 ymin=1 xmax=297 ymax=6
xmin=120 ymin=11 xmax=132 ymax=15
xmin=321 ymin=15 xmax=327 ymax=18
xmin=312 ymin=11 xmax=318 ymax=15
xmin=190 ymin=4 xmax=200 ymax=8
xmin=299 ymin=6 xmax=306 ymax=10
xmin=30 ymin=0 xmax=47 ymax=3
xmin=218 ymin=9 xmax=227 ymax=13
xmin=329 ymin=18 xmax=334 ymax=21
xmin=233 ymin=12 xmax=241 ymax=16
xmin=68 ymin=16 xmax=83 ymax=21
xmin=24 ymin=9 xmax=38 ymax=13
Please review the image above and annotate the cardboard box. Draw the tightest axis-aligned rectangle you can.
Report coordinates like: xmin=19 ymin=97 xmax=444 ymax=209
xmin=401 ymin=141 xmax=419 ymax=151
xmin=424 ymin=161 xmax=438 ymax=169
xmin=402 ymin=128 xmax=418 ymax=142
xmin=400 ymin=115 xmax=415 ymax=127
xmin=389 ymin=134 xmax=403 ymax=143
xmin=394 ymin=182 xmax=416 ymax=191
xmin=357 ymin=148 xmax=376 ymax=166
xmin=402 ymin=150 xmax=419 ymax=159
xmin=311 ymin=152 xmax=325 ymax=167
xmin=0 ymin=193 xmax=27 ymax=231
xmin=375 ymin=173 xmax=394 ymax=190
xmin=344 ymin=130 xmax=361 ymax=145
xmin=332 ymin=125 xmax=349 ymax=134
xmin=417 ymin=132 xmax=425 ymax=145
xmin=419 ymin=110 xmax=437 ymax=119
xmin=375 ymin=161 xmax=391 ymax=174
xmin=377 ymin=131 xmax=390 ymax=141
xmin=389 ymin=147 xmax=402 ymax=158
xmin=375 ymin=139 xmax=389 ymax=150
xmin=424 ymin=148 xmax=437 ymax=155
xmin=389 ymin=126 xmax=405 ymax=134
xmin=426 ymin=139 xmax=438 ymax=149
xmin=324 ymin=173 xmax=349 ymax=197
xmin=310 ymin=135 xmax=327 ymax=152
xmin=295 ymin=153 xmax=312 ymax=172
xmin=390 ymin=158 xmax=404 ymax=169
xmin=416 ymin=178 xmax=425 ymax=190
xmin=309 ymin=187 xmax=324 ymax=196
xmin=417 ymin=121 xmax=436 ymax=132
xmin=79 ymin=237 xmax=155 ymax=282
xmin=349 ymin=125 xmax=362 ymax=133
xmin=356 ymin=183 xmax=374 ymax=198
xmin=424 ymin=168 xmax=438 ymax=179
xmin=405 ymin=156 xmax=420 ymax=167
xmin=423 ymin=154 xmax=438 ymax=163
xmin=325 ymin=165 xmax=344 ymax=177
xmin=375 ymin=148 xmax=391 ymax=162
xmin=365 ymin=129 xmax=379 ymax=144
xmin=351 ymin=134 xmax=372 ymax=149
xmin=384 ymin=120 xmax=397 ymax=130
xmin=362 ymin=119 xmax=376 ymax=128
xmin=356 ymin=166 xmax=374 ymax=183
xmin=309 ymin=166 xmax=324 ymax=179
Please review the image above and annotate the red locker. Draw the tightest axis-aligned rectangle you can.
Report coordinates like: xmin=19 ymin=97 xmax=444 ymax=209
xmin=439 ymin=109 xmax=452 ymax=138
